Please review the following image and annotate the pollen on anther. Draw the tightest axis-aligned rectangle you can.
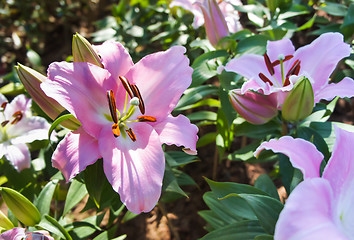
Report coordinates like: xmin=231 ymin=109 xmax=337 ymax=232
xmin=11 ymin=111 xmax=23 ymax=124
xmin=137 ymin=116 xmax=156 ymax=122
xmin=131 ymin=85 xmax=145 ymax=115
xmin=126 ymin=128 xmax=137 ymax=142
xmin=259 ymin=73 xmax=273 ymax=86
xmin=107 ymin=90 xmax=118 ymax=123
xmin=112 ymin=123 xmax=120 ymax=138
xmin=263 ymin=53 xmax=275 ymax=75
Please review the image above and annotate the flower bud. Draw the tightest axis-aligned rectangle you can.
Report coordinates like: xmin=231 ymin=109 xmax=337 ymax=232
xmin=282 ymin=76 xmax=314 ymax=122
xmin=0 ymin=187 xmax=41 ymax=226
xmin=16 ymin=63 xmax=80 ymax=130
xmin=229 ymin=89 xmax=278 ymax=125
xmin=196 ymin=0 xmax=229 ymax=47
xmin=72 ymin=33 xmax=103 ymax=67
xmin=0 ymin=210 xmax=14 ymax=230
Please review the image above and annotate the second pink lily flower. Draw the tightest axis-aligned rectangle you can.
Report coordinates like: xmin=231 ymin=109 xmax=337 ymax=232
xmin=41 ymin=42 xmax=198 ymax=214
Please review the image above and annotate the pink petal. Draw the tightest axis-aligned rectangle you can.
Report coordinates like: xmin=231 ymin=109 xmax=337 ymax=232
xmin=125 ymin=46 xmax=193 ymax=120
xmin=275 ymin=178 xmax=348 ymax=240
xmin=254 ymin=136 xmax=323 ymax=179
xmin=3 ymin=143 xmax=30 ymax=171
xmin=0 ymin=93 xmax=7 ymax=106
xmin=314 ymin=77 xmax=354 ymax=103
xmin=43 ymin=62 xmax=114 ymax=138
xmin=323 ymin=126 xmax=354 ymax=197
xmin=294 ymin=32 xmax=351 ymax=93
xmin=99 ymin=123 xmax=165 ymax=214
xmin=225 ymin=54 xmax=267 ymax=81
xmin=170 ymin=0 xmax=204 ymax=28
xmin=93 ymin=41 xmax=134 ymax=81
xmin=266 ymin=38 xmax=295 ymax=63
xmin=3 ymin=94 xmax=31 ymax=120
xmin=8 ymin=116 xmax=50 ymax=144
xmin=219 ymin=0 xmax=242 ymax=33
xmin=0 ymin=227 xmax=25 ymax=240
xmin=152 ymin=114 xmax=198 ymax=154
xmin=52 ymin=127 xmax=100 ymax=181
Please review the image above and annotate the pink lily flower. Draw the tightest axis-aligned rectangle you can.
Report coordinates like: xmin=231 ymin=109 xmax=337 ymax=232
xmin=170 ymin=0 xmax=242 ymax=33
xmin=41 ymin=42 xmax=198 ymax=214
xmin=0 ymin=93 xmax=51 ymax=171
xmin=225 ymin=32 xmax=354 ymax=108
xmin=255 ymin=126 xmax=354 ymax=239
xmin=0 ymin=227 xmax=54 ymax=240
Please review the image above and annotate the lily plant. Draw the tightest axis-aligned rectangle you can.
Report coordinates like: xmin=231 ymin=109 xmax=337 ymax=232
xmin=41 ymin=41 xmax=199 ymax=214
xmin=225 ymin=32 xmax=354 ymax=112
xmin=0 ymin=93 xmax=51 ymax=171
xmin=255 ymin=126 xmax=354 ymax=239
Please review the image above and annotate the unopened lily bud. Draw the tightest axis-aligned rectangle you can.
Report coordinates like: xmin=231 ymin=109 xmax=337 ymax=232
xmin=16 ymin=63 xmax=80 ymax=130
xmin=72 ymin=33 xmax=103 ymax=67
xmin=196 ymin=0 xmax=229 ymax=47
xmin=282 ymin=76 xmax=314 ymax=122
xmin=229 ymin=89 xmax=278 ymax=125
xmin=0 ymin=210 xmax=14 ymax=230
xmin=0 ymin=187 xmax=41 ymax=226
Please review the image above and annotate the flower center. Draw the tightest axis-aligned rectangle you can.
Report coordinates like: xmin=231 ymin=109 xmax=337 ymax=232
xmin=0 ymin=102 xmax=23 ymax=142
xmin=258 ymin=53 xmax=301 ymax=88
xmin=106 ymin=76 xmax=156 ymax=142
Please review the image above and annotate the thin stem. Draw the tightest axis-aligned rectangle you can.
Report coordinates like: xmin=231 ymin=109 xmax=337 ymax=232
xmin=158 ymin=202 xmax=180 ymax=240
xmin=212 ymin=145 xmax=218 ymax=180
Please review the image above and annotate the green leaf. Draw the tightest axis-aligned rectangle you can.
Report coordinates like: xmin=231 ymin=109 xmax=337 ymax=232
xmin=63 ymin=179 xmax=88 ymax=216
xmin=197 ymin=132 xmax=218 ymax=148
xmin=203 ymin=192 xmax=242 ymax=223
xmin=206 ymin=179 xmax=268 ymax=220
xmin=235 ymin=120 xmax=281 ymax=139
xmin=174 ymin=85 xmax=218 ymax=111
xmin=39 ymin=214 xmax=72 ymax=240
xmin=198 ymin=210 xmax=226 ymax=231
xmin=191 ymin=50 xmax=228 ymax=87
xmin=237 ymin=194 xmax=283 ymax=235
xmin=296 ymin=14 xmax=316 ymax=31
xmin=319 ymin=2 xmax=347 ymax=16
xmin=66 ymin=215 xmax=103 ymax=239
xmin=34 ymin=180 xmax=59 ymax=216
xmin=200 ymin=220 xmax=265 ymax=240
xmin=162 ymin=164 xmax=187 ymax=198
xmin=236 ymin=35 xmax=271 ymax=55
xmin=254 ymin=234 xmax=274 ymax=240
xmin=254 ymin=175 xmax=280 ymax=201
xmin=48 ymin=113 xmax=75 ymax=139
xmin=340 ymin=3 xmax=354 ymax=40
xmin=84 ymin=159 xmax=107 ymax=208
xmin=174 ymin=98 xmax=220 ymax=111
xmin=187 ymin=111 xmax=217 ymax=122
xmin=164 ymin=151 xmax=198 ymax=167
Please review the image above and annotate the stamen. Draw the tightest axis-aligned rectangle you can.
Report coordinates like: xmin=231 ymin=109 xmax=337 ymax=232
xmin=272 ymin=55 xmax=293 ymax=66
xmin=131 ymin=85 xmax=145 ymax=114
xmin=283 ymin=78 xmax=290 ymax=87
xmin=107 ymin=90 xmax=118 ymax=123
xmin=1 ymin=102 xmax=8 ymax=111
xmin=137 ymin=116 xmax=156 ymax=122
xmin=11 ymin=111 xmax=22 ymax=124
xmin=286 ymin=60 xmax=301 ymax=78
xmin=112 ymin=123 xmax=120 ymax=137
xmin=119 ymin=76 xmax=134 ymax=98
xmin=263 ymin=53 xmax=274 ymax=75
xmin=1 ymin=120 xmax=9 ymax=127
xmin=259 ymin=73 xmax=273 ymax=86
xmin=126 ymin=128 xmax=137 ymax=142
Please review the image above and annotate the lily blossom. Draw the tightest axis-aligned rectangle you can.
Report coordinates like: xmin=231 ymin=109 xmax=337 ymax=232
xmin=170 ymin=0 xmax=242 ymax=33
xmin=0 ymin=227 xmax=54 ymax=240
xmin=255 ymin=126 xmax=354 ymax=240
xmin=0 ymin=93 xmax=51 ymax=171
xmin=225 ymin=32 xmax=354 ymax=108
xmin=41 ymin=42 xmax=198 ymax=214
